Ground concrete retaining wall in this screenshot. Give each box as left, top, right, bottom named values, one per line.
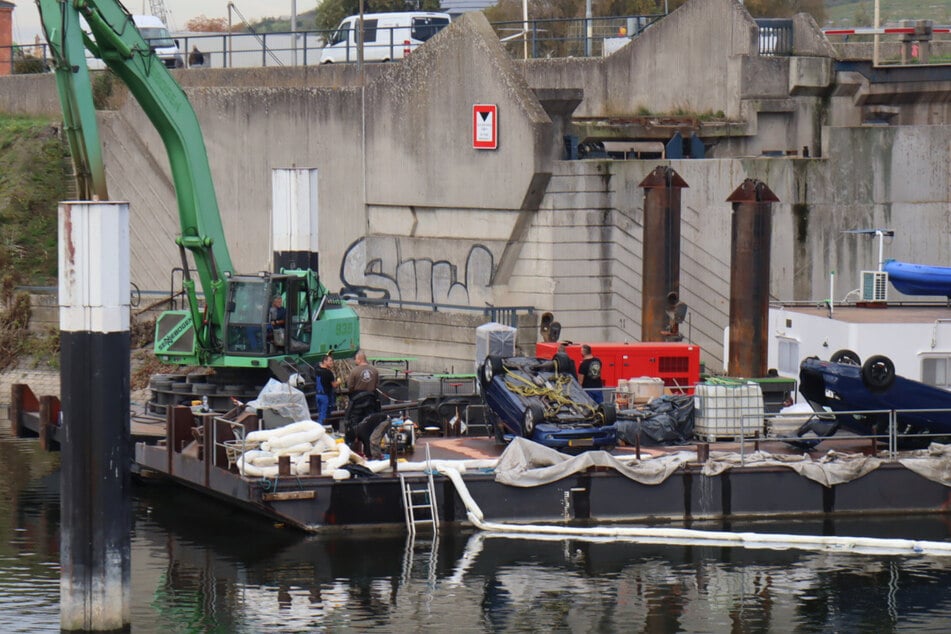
left=2, top=2, right=950, bottom=376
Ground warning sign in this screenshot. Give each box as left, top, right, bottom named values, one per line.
left=472, top=104, right=498, bottom=150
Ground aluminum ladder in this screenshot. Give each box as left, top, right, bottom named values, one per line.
left=400, top=445, right=439, bottom=535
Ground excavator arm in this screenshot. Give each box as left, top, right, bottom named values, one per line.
left=36, top=0, right=231, bottom=359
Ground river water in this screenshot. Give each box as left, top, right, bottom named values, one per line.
left=4, top=426, right=951, bottom=633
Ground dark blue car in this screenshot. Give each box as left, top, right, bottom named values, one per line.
left=478, top=356, right=617, bottom=451
left=799, top=352, right=951, bottom=441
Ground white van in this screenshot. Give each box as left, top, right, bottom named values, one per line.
left=133, top=15, right=184, bottom=68
left=320, top=12, right=451, bottom=63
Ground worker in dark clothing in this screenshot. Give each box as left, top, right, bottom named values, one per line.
left=354, top=412, right=391, bottom=459
left=552, top=343, right=577, bottom=377
left=578, top=344, right=604, bottom=404
left=189, top=45, right=205, bottom=67
left=343, top=350, right=381, bottom=450
left=314, top=354, right=340, bottom=426
left=533, top=342, right=576, bottom=377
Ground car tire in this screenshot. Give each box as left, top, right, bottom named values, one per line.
left=830, top=349, right=861, bottom=366
left=597, top=403, right=617, bottom=426
left=861, top=355, right=895, bottom=392
left=480, top=355, right=503, bottom=389
left=523, top=403, right=544, bottom=437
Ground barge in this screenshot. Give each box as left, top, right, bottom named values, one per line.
left=131, top=404, right=951, bottom=533
left=12, top=380, right=951, bottom=533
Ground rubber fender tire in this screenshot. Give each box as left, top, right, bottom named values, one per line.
left=597, top=403, right=617, bottom=426
left=861, top=355, right=896, bottom=392
left=830, top=349, right=861, bottom=366
left=523, top=402, right=544, bottom=437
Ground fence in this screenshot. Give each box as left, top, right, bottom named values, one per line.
left=1, top=14, right=667, bottom=74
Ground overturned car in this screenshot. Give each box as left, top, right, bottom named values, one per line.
left=478, top=356, right=617, bottom=451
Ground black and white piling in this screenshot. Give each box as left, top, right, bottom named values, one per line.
left=59, top=201, right=131, bottom=631
left=272, top=167, right=320, bottom=272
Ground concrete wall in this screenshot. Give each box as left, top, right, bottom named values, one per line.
left=2, top=1, right=951, bottom=377
left=354, top=304, right=537, bottom=374
left=522, top=0, right=758, bottom=120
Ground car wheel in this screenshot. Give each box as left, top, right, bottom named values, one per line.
left=597, top=403, right=617, bottom=426
left=480, top=355, right=503, bottom=389
left=522, top=403, right=544, bottom=437
left=830, top=349, right=861, bottom=365
left=861, top=355, right=895, bottom=392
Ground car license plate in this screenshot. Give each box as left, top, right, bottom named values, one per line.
left=569, top=438, right=594, bottom=447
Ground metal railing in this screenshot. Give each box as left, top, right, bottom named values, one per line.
left=762, top=406, right=951, bottom=462
left=1, top=14, right=671, bottom=75
left=351, top=296, right=534, bottom=329
left=756, top=19, right=794, bottom=56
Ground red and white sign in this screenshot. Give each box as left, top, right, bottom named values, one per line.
left=472, top=104, right=498, bottom=150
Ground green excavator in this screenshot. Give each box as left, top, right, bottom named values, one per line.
left=37, top=0, right=359, bottom=390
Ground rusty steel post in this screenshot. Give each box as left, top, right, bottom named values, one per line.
left=310, top=453, right=322, bottom=476
left=639, top=166, right=689, bottom=342
left=278, top=455, right=292, bottom=476
left=726, top=179, right=779, bottom=378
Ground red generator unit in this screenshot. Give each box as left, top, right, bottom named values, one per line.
left=535, top=341, right=701, bottom=394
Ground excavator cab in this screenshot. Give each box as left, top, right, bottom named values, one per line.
left=221, top=271, right=358, bottom=364
left=223, top=274, right=310, bottom=357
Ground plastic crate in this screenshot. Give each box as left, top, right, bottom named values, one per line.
left=694, top=382, right=764, bottom=441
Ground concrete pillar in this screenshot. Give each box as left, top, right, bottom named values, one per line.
left=638, top=166, right=688, bottom=342
left=59, top=202, right=131, bottom=631
left=0, top=3, right=13, bottom=76
left=726, top=180, right=778, bottom=378
left=272, top=167, right=319, bottom=273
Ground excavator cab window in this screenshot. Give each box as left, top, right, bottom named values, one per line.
left=284, top=276, right=313, bottom=353
left=223, top=278, right=272, bottom=355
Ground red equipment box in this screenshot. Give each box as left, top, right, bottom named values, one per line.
left=535, top=341, right=701, bottom=394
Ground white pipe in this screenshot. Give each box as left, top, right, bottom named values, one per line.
left=437, top=465, right=951, bottom=558
left=829, top=270, right=834, bottom=316
left=877, top=229, right=885, bottom=270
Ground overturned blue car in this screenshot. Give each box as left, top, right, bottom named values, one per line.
left=799, top=351, right=951, bottom=443
left=478, top=356, right=617, bottom=451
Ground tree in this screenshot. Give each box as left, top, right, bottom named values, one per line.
left=313, top=0, right=444, bottom=33
left=184, top=15, right=233, bottom=32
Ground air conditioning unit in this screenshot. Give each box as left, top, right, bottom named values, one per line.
left=861, top=270, right=888, bottom=302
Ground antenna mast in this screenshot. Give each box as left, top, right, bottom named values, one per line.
left=148, top=0, right=170, bottom=26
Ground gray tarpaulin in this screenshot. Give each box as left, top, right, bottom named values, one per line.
left=494, top=438, right=693, bottom=487
left=493, top=438, right=951, bottom=489
left=899, top=443, right=951, bottom=487
left=701, top=450, right=884, bottom=487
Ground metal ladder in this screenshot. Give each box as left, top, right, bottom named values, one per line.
left=400, top=445, right=439, bottom=535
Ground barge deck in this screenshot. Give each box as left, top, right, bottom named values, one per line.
left=132, top=405, right=951, bottom=534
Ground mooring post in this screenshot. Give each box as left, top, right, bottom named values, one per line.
left=59, top=202, right=131, bottom=631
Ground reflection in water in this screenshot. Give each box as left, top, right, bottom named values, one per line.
left=3, top=426, right=951, bottom=632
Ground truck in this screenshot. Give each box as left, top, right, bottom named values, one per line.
left=132, top=14, right=183, bottom=69
left=37, top=0, right=359, bottom=399
left=320, top=12, right=451, bottom=63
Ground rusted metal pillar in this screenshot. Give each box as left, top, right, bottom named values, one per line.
left=59, top=201, right=131, bottom=631
left=639, top=166, right=688, bottom=342
left=726, top=179, right=779, bottom=378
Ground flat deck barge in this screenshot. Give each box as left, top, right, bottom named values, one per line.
left=132, top=405, right=951, bottom=534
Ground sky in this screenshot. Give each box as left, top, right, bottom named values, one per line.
left=11, top=0, right=296, bottom=44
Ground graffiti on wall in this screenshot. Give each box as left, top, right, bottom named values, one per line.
left=339, top=237, right=494, bottom=307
